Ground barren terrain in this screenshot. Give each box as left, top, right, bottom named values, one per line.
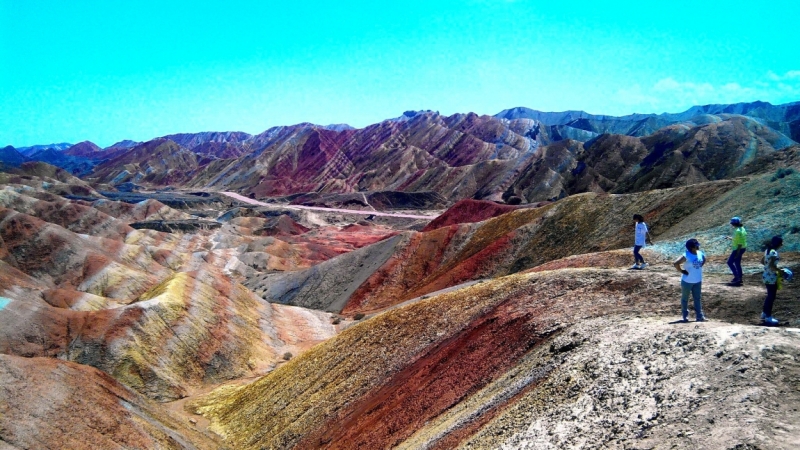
left=1, top=120, right=799, bottom=449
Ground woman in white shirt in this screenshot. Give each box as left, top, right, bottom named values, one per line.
left=673, top=238, right=707, bottom=322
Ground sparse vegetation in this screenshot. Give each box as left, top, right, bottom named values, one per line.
left=282, top=352, right=292, bottom=361
left=771, top=167, right=795, bottom=181
left=353, top=313, right=365, bottom=320
left=332, top=317, right=341, bottom=325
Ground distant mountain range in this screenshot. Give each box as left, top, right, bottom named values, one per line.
left=496, top=100, right=800, bottom=143
left=2, top=100, right=798, bottom=203
left=0, top=146, right=28, bottom=169
left=15, top=142, right=73, bottom=157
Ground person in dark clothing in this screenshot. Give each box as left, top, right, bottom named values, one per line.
left=726, top=216, right=747, bottom=286
left=761, top=235, right=783, bottom=325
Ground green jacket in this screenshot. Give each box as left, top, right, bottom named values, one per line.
left=732, top=226, right=747, bottom=250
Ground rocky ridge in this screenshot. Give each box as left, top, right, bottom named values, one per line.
left=1, top=102, right=800, bottom=449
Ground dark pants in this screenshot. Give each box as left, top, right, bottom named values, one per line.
left=727, top=248, right=746, bottom=280
left=633, top=245, right=645, bottom=264
left=763, top=283, right=778, bottom=317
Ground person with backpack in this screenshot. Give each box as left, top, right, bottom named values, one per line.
left=726, top=216, right=747, bottom=286
left=631, top=214, right=653, bottom=269
left=673, top=238, right=707, bottom=322
left=761, top=235, right=784, bottom=325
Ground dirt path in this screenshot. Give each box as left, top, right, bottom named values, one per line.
left=220, top=192, right=439, bottom=220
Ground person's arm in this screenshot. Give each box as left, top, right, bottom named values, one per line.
left=769, top=253, right=779, bottom=272
left=673, top=255, right=688, bottom=275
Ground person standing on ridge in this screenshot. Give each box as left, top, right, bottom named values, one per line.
left=726, top=216, right=747, bottom=286
left=761, top=235, right=784, bottom=325
left=673, top=238, right=707, bottom=322
left=631, top=214, right=653, bottom=269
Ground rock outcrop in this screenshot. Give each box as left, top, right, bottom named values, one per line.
left=2, top=102, right=800, bottom=449
left=0, top=354, right=220, bottom=449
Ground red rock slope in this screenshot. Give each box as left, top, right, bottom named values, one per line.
left=421, top=198, right=520, bottom=232
left=191, top=265, right=800, bottom=449
left=0, top=354, right=220, bottom=449
left=0, top=182, right=346, bottom=403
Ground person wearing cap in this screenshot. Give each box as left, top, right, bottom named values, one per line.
left=673, top=238, right=707, bottom=322
left=725, top=216, right=747, bottom=285
left=761, top=235, right=784, bottom=325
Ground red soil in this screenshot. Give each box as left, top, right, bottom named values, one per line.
left=422, top=199, right=519, bottom=232
left=253, top=215, right=310, bottom=237
left=342, top=226, right=460, bottom=313
left=0, top=354, right=217, bottom=450
left=297, top=297, right=553, bottom=449
left=342, top=227, right=518, bottom=314
left=42, top=289, right=88, bottom=309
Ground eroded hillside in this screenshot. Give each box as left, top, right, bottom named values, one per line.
left=1, top=138, right=799, bottom=449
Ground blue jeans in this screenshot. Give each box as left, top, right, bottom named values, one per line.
left=681, top=280, right=704, bottom=320
left=633, top=245, right=644, bottom=264
left=763, top=283, right=777, bottom=316
left=727, top=248, right=746, bottom=280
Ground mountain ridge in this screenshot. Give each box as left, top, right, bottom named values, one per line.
left=12, top=100, right=798, bottom=157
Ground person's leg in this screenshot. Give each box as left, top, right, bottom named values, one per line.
left=680, top=280, right=691, bottom=320
left=692, top=282, right=704, bottom=320
left=633, top=245, right=643, bottom=264
left=727, top=250, right=737, bottom=280
left=763, top=283, right=777, bottom=317
left=734, top=249, right=745, bottom=281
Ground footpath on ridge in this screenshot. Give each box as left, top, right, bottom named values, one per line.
left=220, top=191, right=438, bottom=220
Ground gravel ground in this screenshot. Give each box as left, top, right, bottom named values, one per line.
left=463, top=317, right=800, bottom=450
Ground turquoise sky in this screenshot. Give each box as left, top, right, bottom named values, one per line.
left=2, top=0, right=799, bottom=147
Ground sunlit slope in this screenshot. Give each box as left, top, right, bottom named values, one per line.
left=255, top=167, right=798, bottom=315
left=187, top=267, right=717, bottom=449
left=0, top=183, right=342, bottom=401
left=0, top=354, right=221, bottom=449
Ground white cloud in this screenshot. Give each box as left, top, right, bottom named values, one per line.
left=768, top=70, right=800, bottom=81
left=782, top=70, right=800, bottom=79
left=615, top=84, right=659, bottom=108
left=615, top=71, right=800, bottom=113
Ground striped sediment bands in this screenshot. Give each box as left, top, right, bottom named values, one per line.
left=0, top=207, right=170, bottom=295
left=0, top=187, right=133, bottom=239
left=1, top=259, right=337, bottom=398
left=194, top=112, right=546, bottom=199
left=221, top=178, right=745, bottom=318
left=0, top=354, right=221, bottom=449
left=189, top=268, right=677, bottom=450
left=0, top=187, right=341, bottom=400
left=88, top=198, right=196, bottom=222
left=86, top=271, right=276, bottom=400
left=333, top=180, right=749, bottom=315
left=0, top=174, right=767, bottom=404
left=0, top=261, right=336, bottom=401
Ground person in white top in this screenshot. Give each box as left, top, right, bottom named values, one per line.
left=631, top=214, right=653, bottom=269
left=673, top=238, right=707, bottom=322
